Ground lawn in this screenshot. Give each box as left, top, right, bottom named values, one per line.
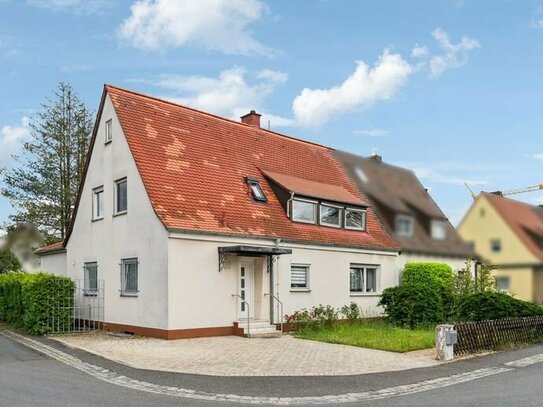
left=295, top=321, right=435, bottom=353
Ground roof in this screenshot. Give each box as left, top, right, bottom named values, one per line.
left=483, top=192, right=543, bottom=261
left=335, top=151, right=475, bottom=258
left=35, top=241, right=65, bottom=255
left=262, top=170, right=366, bottom=206
left=100, top=85, right=398, bottom=251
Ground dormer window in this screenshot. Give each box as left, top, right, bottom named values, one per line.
left=245, top=177, right=267, bottom=202
left=292, top=199, right=317, bottom=223
left=395, top=215, right=414, bottom=237
left=320, top=203, right=342, bottom=227
left=431, top=220, right=447, bottom=240
left=345, top=208, right=366, bottom=230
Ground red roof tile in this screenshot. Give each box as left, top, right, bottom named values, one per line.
left=35, top=241, right=65, bottom=255
left=105, top=85, right=398, bottom=251
left=484, top=192, right=543, bottom=261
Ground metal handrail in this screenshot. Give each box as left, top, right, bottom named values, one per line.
left=231, top=294, right=250, bottom=338
left=265, top=293, right=284, bottom=334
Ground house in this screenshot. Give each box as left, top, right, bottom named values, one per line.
left=458, top=192, right=543, bottom=303
left=36, top=85, right=401, bottom=339
left=334, top=151, right=475, bottom=275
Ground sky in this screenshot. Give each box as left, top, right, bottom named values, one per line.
left=1, top=0, right=543, bottom=227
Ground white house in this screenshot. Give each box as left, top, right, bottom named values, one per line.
left=37, top=85, right=401, bottom=339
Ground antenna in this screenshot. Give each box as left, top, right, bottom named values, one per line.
left=464, top=182, right=477, bottom=200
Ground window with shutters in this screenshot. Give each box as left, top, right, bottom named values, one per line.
left=290, top=264, right=310, bottom=291
left=114, top=177, right=127, bottom=215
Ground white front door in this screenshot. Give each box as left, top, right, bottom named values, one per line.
left=238, top=260, right=254, bottom=319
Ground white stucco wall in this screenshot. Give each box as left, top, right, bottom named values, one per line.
left=167, top=232, right=399, bottom=329
left=399, top=253, right=473, bottom=276
left=65, top=94, right=169, bottom=330
left=38, top=251, right=67, bottom=276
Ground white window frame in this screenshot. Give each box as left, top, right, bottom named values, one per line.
left=290, top=264, right=310, bottom=291
left=92, top=186, right=104, bottom=220
left=349, top=264, right=379, bottom=295
left=495, top=276, right=510, bottom=292
left=120, top=257, right=138, bottom=296
left=291, top=198, right=318, bottom=224
left=491, top=239, right=501, bottom=253
left=319, top=202, right=343, bottom=228
left=431, top=219, right=447, bottom=240
left=345, top=208, right=366, bottom=231
left=105, top=119, right=112, bottom=143
left=395, top=214, right=414, bottom=237
left=83, top=262, right=98, bottom=295
left=114, top=177, right=127, bottom=215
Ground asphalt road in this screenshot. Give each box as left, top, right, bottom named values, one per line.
left=1, top=333, right=543, bottom=406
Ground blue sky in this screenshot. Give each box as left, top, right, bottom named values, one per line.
left=1, top=0, right=543, bottom=226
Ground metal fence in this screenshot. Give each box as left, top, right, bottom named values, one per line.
left=454, top=316, right=543, bottom=355
left=45, top=279, right=105, bottom=334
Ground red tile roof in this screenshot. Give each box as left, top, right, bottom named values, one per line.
left=35, top=241, right=65, bottom=255
left=484, top=192, right=543, bottom=261
left=105, top=85, right=398, bottom=251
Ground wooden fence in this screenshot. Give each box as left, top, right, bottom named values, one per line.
left=454, top=316, right=543, bottom=356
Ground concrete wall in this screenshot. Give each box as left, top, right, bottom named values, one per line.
left=167, top=232, right=398, bottom=329
left=65, top=94, right=169, bottom=330
left=38, top=251, right=67, bottom=276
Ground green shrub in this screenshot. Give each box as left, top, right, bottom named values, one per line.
left=379, top=283, right=445, bottom=328
left=0, top=272, right=75, bottom=335
left=456, top=291, right=543, bottom=322
left=340, top=302, right=361, bottom=322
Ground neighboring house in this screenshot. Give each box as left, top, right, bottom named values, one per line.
left=335, top=151, right=475, bottom=277
left=36, top=85, right=400, bottom=339
left=458, top=192, right=543, bottom=303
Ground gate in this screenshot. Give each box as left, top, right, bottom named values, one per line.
left=46, top=279, right=105, bottom=334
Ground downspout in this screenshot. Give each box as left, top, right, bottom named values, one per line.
left=286, top=192, right=295, bottom=219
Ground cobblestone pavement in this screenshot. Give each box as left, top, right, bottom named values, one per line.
left=51, top=332, right=438, bottom=376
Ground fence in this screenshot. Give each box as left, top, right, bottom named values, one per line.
left=454, top=316, right=543, bottom=356
left=45, top=279, right=105, bottom=334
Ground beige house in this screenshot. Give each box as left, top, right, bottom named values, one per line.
left=458, top=192, right=543, bottom=303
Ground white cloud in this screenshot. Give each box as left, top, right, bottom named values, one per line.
left=149, top=66, right=293, bottom=127
left=118, top=0, right=275, bottom=56
left=533, top=153, right=543, bottom=160
left=410, top=166, right=488, bottom=186
left=354, top=128, right=388, bottom=137
left=427, top=28, right=480, bottom=77
left=0, top=117, right=31, bottom=165
left=411, top=44, right=428, bottom=58
left=26, top=0, right=111, bottom=14
left=292, top=50, right=412, bottom=127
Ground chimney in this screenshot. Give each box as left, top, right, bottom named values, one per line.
left=240, top=110, right=261, bottom=127
left=370, top=153, right=382, bottom=163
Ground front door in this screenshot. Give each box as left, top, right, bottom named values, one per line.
left=238, top=260, right=254, bottom=319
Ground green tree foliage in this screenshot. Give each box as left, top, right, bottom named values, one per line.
left=0, top=249, right=21, bottom=274
left=456, top=291, right=543, bottom=321
left=1, top=82, right=93, bottom=242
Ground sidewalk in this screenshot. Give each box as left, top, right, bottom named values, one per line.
left=51, top=332, right=439, bottom=376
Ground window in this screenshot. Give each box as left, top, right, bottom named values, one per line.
left=350, top=265, right=378, bottom=293
left=467, top=241, right=476, bottom=252
left=105, top=119, right=112, bottom=143
left=92, top=186, right=104, bottom=220
left=320, top=204, right=342, bottom=227
left=495, top=276, right=510, bottom=292
left=245, top=176, right=267, bottom=202
left=345, top=209, right=366, bottom=230
left=395, top=215, right=414, bottom=237
left=84, top=262, right=98, bottom=295
left=290, top=264, right=309, bottom=290
left=115, top=178, right=127, bottom=214
left=120, top=258, right=138, bottom=295
left=292, top=199, right=317, bottom=223
left=491, top=239, right=501, bottom=253
left=431, top=220, right=447, bottom=240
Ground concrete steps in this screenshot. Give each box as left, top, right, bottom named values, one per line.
left=234, top=319, right=282, bottom=338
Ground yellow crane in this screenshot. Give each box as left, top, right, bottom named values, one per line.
left=465, top=183, right=543, bottom=200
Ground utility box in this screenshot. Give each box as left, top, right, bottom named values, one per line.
left=445, top=330, right=458, bottom=346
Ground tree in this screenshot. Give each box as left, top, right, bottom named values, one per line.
left=2, top=83, right=93, bottom=242
left=0, top=248, right=22, bottom=274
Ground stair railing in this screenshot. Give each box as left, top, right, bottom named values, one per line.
left=231, top=294, right=250, bottom=338
left=264, top=293, right=284, bottom=334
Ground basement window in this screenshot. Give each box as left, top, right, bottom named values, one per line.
left=245, top=177, right=267, bottom=202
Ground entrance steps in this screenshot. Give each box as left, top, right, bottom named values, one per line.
left=234, top=319, right=282, bottom=338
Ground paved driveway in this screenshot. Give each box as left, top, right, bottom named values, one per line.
left=52, top=333, right=438, bottom=376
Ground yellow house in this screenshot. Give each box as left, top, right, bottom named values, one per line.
left=458, top=192, right=543, bottom=303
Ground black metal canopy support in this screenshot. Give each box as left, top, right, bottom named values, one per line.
left=218, top=245, right=291, bottom=272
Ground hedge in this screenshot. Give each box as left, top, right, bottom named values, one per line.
left=456, top=291, right=543, bottom=322
left=0, top=272, right=75, bottom=335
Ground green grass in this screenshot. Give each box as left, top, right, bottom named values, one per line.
left=295, top=321, right=435, bottom=353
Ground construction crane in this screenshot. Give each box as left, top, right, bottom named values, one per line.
left=464, top=182, right=543, bottom=200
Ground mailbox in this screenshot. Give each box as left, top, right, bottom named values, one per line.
left=445, top=329, right=458, bottom=346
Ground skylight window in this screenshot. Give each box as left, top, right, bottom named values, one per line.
left=245, top=177, right=267, bottom=202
